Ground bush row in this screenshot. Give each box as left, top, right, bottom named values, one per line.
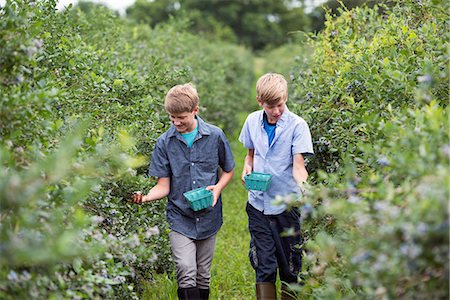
left=0, top=1, right=253, bottom=299
left=287, top=0, right=449, bottom=298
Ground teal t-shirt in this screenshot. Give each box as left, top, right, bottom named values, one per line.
left=263, top=112, right=276, bottom=146
left=181, top=125, right=198, bottom=148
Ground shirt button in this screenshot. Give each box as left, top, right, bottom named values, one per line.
left=193, top=181, right=196, bottom=184
left=191, top=163, right=194, bottom=166
left=196, top=218, right=200, bottom=222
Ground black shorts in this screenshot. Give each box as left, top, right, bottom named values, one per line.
left=246, top=202, right=302, bottom=283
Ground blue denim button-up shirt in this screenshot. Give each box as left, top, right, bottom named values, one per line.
left=149, top=116, right=235, bottom=240
left=239, top=106, right=314, bottom=215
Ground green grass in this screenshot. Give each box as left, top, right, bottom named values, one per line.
left=209, top=128, right=254, bottom=299
left=141, top=272, right=178, bottom=300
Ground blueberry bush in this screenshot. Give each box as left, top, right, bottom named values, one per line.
left=2, top=0, right=448, bottom=298
left=0, top=1, right=253, bottom=298
left=287, top=0, right=449, bottom=298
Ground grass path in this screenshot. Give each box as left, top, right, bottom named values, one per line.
left=209, top=117, right=254, bottom=299
left=142, top=114, right=255, bottom=299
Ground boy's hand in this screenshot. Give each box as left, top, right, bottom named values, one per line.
left=241, top=165, right=252, bottom=186
left=206, top=185, right=220, bottom=207
left=131, top=191, right=146, bottom=204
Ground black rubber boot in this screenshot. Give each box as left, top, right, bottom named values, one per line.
left=199, top=288, right=209, bottom=300
left=177, top=287, right=201, bottom=300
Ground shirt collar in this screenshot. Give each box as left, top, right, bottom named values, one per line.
left=259, top=105, right=290, bottom=128
left=168, top=116, right=211, bottom=138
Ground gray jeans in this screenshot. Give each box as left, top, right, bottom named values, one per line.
left=169, top=230, right=216, bottom=289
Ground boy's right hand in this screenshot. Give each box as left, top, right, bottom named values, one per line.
left=131, top=192, right=145, bottom=204
left=241, top=166, right=252, bottom=186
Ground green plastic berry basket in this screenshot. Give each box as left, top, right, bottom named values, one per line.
left=183, top=187, right=213, bottom=211
left=244, top=172, right=273, bottom=191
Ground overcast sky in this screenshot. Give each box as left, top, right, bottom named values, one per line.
left=0, top=0, right=325, bottom=14
left=57, top=0, right=135, bottom=14
left=0, top=0, right=134, bottom=14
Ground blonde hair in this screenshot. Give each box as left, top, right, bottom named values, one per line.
left=164, top=83, right=199, bottom=114
left=256, top=73, right=288, bottom=105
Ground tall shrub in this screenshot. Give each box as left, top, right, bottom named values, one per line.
left=0, top=1, right=253, bottom=298
left=289, top=0, right=449, bottom=298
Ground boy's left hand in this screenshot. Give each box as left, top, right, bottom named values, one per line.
left=241, top=166, right=252, bottom=187
left=206, top=185, right=220, bottom=207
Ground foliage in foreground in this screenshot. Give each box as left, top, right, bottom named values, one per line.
left=0, top=0, right=253, bottom=298
left=288, top=0, right=449, bottom=298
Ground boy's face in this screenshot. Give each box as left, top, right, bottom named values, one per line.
left=258, top=99, right=286, bottom=124
left=169, top=106, right=198, bottom=133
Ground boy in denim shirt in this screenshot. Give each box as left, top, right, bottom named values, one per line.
left=132, top=83, right=235, bottom=300
left=239, top=73, right=313, bottom=300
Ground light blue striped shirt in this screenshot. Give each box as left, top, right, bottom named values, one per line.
left=239, top=106, right=314, bottom=215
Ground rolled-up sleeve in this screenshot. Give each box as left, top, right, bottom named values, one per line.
left=218, top=131, right=235, bottom=173
left=239, top=116, right=254, bottom=149
left=292, top=119, right=314, bottom=157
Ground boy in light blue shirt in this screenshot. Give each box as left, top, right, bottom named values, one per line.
left=239, top=73, right=314, bottom=299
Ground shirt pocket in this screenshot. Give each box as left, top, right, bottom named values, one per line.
left=272, top=138, right=293, bottom=161
left=196, top=152, right=219, bottom=179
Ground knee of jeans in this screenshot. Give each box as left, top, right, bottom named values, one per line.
left=176, top=261, right=197, bottom=287
left=257, top=268, right=277, bottom=283
left=255, top=255, right=278, bottom=282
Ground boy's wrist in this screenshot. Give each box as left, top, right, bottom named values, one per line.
left=298, top=183, right=306, bottom=196
left=142, top=194, right=150, bottom=202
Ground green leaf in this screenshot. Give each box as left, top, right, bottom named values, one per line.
left=73, top=258, right=83, bottom=273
